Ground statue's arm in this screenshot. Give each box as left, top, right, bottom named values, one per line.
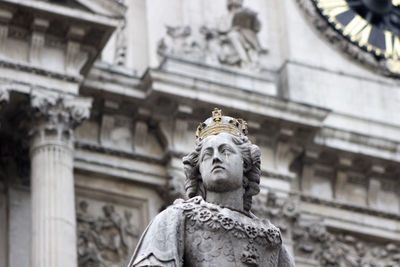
left=277, top=245, right=295, bottom=267
left=127, top=206, right=185, bottom=267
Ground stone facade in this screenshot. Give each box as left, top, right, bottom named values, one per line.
left=0, top=0, right=400, bottom=266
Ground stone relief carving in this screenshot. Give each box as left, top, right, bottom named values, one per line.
left=295, top=0, right=395, bottom=77
left=77, top=200, right=140, bottom=267
left=252, top=190, right=400, bottom=266
left=292, top=218, right=400, bottom=266
left=252, top=192, right=299, bottom=236
left=158, top=0, right=267, bottom=70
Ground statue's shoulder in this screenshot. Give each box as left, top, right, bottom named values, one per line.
left=170, top=196, right=204, bottom=210
left=248, top=211, right=281, bottom=233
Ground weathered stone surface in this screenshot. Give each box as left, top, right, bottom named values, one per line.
left=76, top=198, right=140, bottom=267
left=128, top=110, right=294, bottom=266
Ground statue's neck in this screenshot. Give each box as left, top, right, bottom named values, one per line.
left=206, top=187, right=244, bottom=213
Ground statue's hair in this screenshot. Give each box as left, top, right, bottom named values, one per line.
left=182, top=134, right=261, bottom=212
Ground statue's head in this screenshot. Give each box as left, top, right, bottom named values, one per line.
left=183, top=108, right=261, bottom=211
left=227, top=0, right=243, bottom=11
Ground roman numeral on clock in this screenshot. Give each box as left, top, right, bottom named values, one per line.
left=343, top=15, right=371, bottom=46
left=316, top=0, right=350, bottom=17
left=384, top=31, right=400, bottom=59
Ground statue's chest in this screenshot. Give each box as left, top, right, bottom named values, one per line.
left=180, top=204, right=281, bottom=267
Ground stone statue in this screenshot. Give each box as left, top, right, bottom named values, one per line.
left=216, top=0, right=266, bottom=66
left=127, top=108, right=295, bottom=266
left=157, top=0, right=267, bottom=70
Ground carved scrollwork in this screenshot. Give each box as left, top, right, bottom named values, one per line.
left=77, top=200, right=140, bottom=267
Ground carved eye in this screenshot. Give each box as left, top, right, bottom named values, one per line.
left=221, top=148, right=230, bottom=155
left=201, top=151, right=212, bottom=161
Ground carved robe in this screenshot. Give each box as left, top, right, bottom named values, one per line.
left=128, top=196, right=294, bottom=267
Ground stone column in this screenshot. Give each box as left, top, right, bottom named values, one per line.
left=29, top=89, right=92, bottom=267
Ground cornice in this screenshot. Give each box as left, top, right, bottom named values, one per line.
left=315, top=127, right=400, bottom=163
left=82, top=61, right=144, bottom=99
left=1, top=0, right=121, bottom=27
left=74, top=141, right=167, bottom=165
left=300, top=193, right=400, bottom=221
left=145, top=57, right=330, bottom=129
left=0, top=57, right=82, bottom=83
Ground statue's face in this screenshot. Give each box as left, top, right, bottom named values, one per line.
left=199, top=133, right=243, bottom=192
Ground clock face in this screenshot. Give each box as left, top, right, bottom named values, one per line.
left=313, top=0, right=400, bottom=75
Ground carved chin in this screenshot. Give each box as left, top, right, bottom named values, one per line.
left=204, top=175, right=242, bottom=192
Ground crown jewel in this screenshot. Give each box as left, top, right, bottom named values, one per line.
left=195, top=108, right=248, bottom=139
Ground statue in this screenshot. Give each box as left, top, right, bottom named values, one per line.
left=215, top=0, right=266, bottom=66
left=127, top=108, right=295, bottom=266
left=157, top=0, right=267, bottom=70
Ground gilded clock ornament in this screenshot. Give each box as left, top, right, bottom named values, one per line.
left=298, top=0, right=400, bottom=76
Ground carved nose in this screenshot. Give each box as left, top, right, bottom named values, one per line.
left=212, top=153, right=222, bottom=164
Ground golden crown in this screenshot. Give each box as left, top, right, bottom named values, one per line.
left=195, top=108, right=248, bottom=139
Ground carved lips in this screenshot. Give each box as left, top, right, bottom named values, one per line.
left=211, top=165, right=225, bottom=172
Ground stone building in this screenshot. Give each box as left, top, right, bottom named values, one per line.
left=0, top=0, right=400, bottom=266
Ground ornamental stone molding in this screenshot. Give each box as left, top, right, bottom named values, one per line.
left=295, top=0, right=395, bottom=77
left=30, top=88, right=93, bottom=145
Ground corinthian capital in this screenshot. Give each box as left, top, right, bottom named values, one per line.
left=30, top=88, right=92, bottom=141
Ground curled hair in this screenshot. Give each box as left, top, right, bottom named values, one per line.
left=182, top=135, right=261, bottom=212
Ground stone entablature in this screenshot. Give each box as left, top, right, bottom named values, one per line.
left=0, top=0, right=123, bottom=94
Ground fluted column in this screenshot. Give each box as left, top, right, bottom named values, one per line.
left=30, top=89, right=92, bottom=267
